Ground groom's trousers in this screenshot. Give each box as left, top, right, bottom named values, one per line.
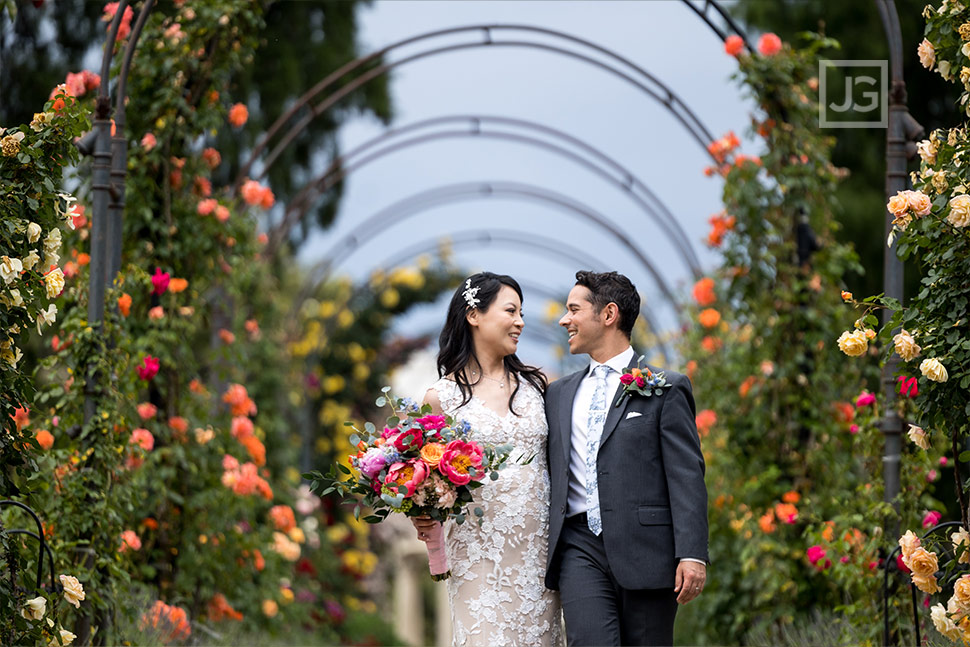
left=559, top=513, right=678, bottom=647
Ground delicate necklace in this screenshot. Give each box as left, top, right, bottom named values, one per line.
left=469, top=369, right=508, bottom=389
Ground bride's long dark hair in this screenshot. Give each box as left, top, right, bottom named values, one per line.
left=437, top=272, right=547, bottom=415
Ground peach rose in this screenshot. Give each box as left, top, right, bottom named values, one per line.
left=949, top=194, right=970, bottom=228
left=899, top=529, right=921, bottom=559
left=21, top=596, right=46, bottom=620
left=953, top=574, right=970, bottom=611
left=907, top=190, right=932, bottom=217
left=918, top=39, right=936, bottom=70
left=907, top=547, right=939, bottom=578
left=932, top=604, right=961, bottom=641
left=908, top=425, right=930, bottom=450
left=59, top=574, right=85, bottom=608
left=887, top=191, right=910, bottom=217
left=913, top=573, right=941, bottom=595
left=420, top=442, right=446, bottom=468
left=893, top=329, right=921, bottom=361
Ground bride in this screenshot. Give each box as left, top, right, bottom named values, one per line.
left=412, top=272, right=562, bottom=647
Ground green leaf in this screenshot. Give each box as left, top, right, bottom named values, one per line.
left=381, top=386, right=392, bottom=393
left=375, top=396, right=387, bottom=407
left=386, top=415, right=400, bottom=428
left=364, top=422, right=376, bottom=434
left=959, top=451, right=970, bottom=463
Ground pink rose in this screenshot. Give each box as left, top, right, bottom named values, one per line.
left=384, top=459, right=429, bottom=497
left=849, top=424, right=860, bottom=434
left=119, top=530, right=142, bottom=552
left=137, top=356, right=160, bottom=381
left=141, top=133, right=156, bottom=151
left=896, top=553, right=910, bottom=573
left=897, top=376, right=918, bottom=399
left=619, top=373, right=635, bottom=386
left=415, top=415, right=447, bottom=431
left=439, top=440, right=485, bottom=486
left=136, top=402, right=157, bottom=420
left=635, top=376, right=646, bottom=388
left=923, top=510, right=942, bottom=529
left=806, top=545, right=826, bottom=565
left=231, top=416, right=254, bottom=439
left=151, top=267, right=170, bottom=295
left=854, top=391, right=876, bottom=408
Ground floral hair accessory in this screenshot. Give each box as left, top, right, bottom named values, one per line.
left=462, top=279, right=480, bottom=309
left=615, top=356, right=672, bottom=407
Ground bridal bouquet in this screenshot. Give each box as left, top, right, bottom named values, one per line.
left=304, top=388, right=514, bottom=580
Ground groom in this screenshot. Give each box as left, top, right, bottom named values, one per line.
left=545, top=271, right=708, bottom=646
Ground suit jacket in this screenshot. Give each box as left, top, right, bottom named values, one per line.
left=545, top=356, right=709, bottom=591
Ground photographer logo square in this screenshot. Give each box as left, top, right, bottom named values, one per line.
left=819, top=60, right=888, bottom=128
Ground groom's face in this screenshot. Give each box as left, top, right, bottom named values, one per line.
left=559, top=285, right=605, bottom=356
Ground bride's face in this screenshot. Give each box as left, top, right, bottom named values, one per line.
left=467, top=285, right=524, bottom=358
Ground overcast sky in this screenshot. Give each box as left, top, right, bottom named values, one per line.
left=299, top=0, right=755, bottom=377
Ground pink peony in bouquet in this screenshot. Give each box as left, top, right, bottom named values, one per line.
left=305, top=388, right=515, bottom=580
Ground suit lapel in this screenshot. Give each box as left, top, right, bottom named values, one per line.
left=559, top=367, right=588, bottom=466
left=598, top=355, right=640, bottom=448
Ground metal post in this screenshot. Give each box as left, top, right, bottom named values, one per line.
left=877, top=0, right=917, bottom=536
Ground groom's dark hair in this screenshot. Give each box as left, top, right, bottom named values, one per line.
left=574, top=270, right=640, bottom=339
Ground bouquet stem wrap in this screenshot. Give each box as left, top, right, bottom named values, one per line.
left=426, top=522, right=451, bottom=581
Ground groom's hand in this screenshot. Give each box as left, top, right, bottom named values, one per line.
left=411, top=515, right=438, bottom=542
left=674, top=560, right=706, bottom=604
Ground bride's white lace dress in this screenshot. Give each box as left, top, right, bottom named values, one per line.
left=430, top=377, right=562, bottom=647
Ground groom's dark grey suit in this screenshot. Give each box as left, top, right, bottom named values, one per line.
left=545, top=354, right=708, bottom=646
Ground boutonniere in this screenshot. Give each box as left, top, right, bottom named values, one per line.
left=615, top=356, right=672, bottom=407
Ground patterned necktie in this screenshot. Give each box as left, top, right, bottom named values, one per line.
left=585, top=364, right=611, bottom=536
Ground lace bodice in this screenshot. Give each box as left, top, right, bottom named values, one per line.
left=431, top=378, right=562, bottom=647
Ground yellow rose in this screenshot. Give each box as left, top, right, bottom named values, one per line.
left=887, top=191, right=910, bottom=216
left=919, top=39, right=936, bottom=69
left=908, top=425, right=930, bottom=450
left=262, top=599, right=279, bottom=617
left=949, top=195, right=970, bottom=227
left=21, top=596, right=46, bottom=621
left=954, top=528, right=970, bottom=564
left=893, top=329, right=921, bottom=361
left=59, top=574, right=85, bottom=608
left=899, top=529, right=921, bottom=558
left=837, top=330, right=868, bottom=357
left=45, top=268, right=65, bottom=298
left=288, top=527, right=306, bottom=544
left=920, top=358, right=949, bottom=382
left=907, top=547, right=939, bottom=578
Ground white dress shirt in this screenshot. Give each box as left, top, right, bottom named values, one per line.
left=566, top=346, right=705, bottom=567
left=567, top=346, right=635, bottom=516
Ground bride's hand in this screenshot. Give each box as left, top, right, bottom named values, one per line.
left=411, top=515, right=439, bottom=542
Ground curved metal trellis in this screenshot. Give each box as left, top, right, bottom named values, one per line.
left=273, top=115, right=702, bottom=277
left=376, top=228, right=671, bottom=360
left=680, top=0, right=754, bottom=52
left=305, top=181, right=682, bottom=317
left=1, top=500, right=58, bottom=594
left=235, top=22, right=728, bottom=195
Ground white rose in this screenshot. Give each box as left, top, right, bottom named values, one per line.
left=22, top=250, right=40, bottom=271
left=1, top=256, right=23, bottom=284
left=954, top=528, right=970, bottom=564
left=59, top=574, right=85, bottom=608
left=36, top=304, right=57, bottom=334
left=1, top=289, right=23, bottom=308
left=26, top=222, right=42, bottom=243
left=932, top=604, right=962, bottom=641
left=920, top=358, right=949, bottom=382
left=949, top=194, right=970, bottom=227
left=919, top=39, right=936, bottom=69
left=893, top=329, right=921, bottom=361
left=837, top=330, right=868, bottom=357
left=917, top=138, right=938, bottom=164
left=57, top=629, right=77, bottom=646
left=45, top=252, right=60, bottom=270
left=940, top=60, right=953, bottom=80
left=908, top=424, right=930, bottom=450
left=21, top=596, right=46, bottom=621
left=43, top=229, right=61, bottom=258
left=45, top=267, right=65, bottom=298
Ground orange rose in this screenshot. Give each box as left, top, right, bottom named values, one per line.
left=35, top=429, right=54, bottom=450
left=698, top=308, right=721, bottom=328
left=420, top=442, right=446, bottom=468
left=168, top=278, right=188, bottom=293
left=228, top=103, right=248, bottom=127
left=118, top=293, right=132, bottom=317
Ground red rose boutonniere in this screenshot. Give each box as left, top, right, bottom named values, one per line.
left=615, top=357, right=672, bottom=407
